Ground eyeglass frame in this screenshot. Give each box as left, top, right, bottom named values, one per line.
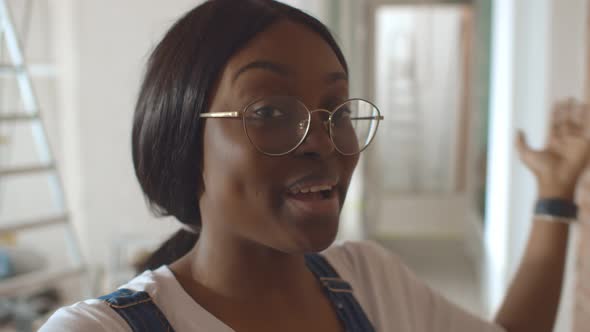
left=199, top=96, right=384, bottom=157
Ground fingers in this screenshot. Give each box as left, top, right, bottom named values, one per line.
left=516, top=130, right=539, bottom=170
left=566, top=99, right=587, bottom=136
left=550, top=98, right=588, bottom=139
left=576, top=103, right=590, bottom=138
left=549, top=100, right=567, bottom=141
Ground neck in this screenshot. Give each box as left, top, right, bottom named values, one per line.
left=172, top=225, right=317, bottom=302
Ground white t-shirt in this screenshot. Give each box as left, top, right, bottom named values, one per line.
left=40, top=241, right=505, bottom=332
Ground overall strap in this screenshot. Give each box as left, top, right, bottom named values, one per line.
left=305, top=254, right=376, bottom=332
left=98, top=288, right=175, bottom=332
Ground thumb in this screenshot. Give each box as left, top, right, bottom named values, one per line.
left=515, top=130, right=540, bottom=170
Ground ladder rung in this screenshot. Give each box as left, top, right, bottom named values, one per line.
left=0, top=266, right=85, bottom=297
left=0, top=163, right=55, bottom=176
left=0, top=214, right=69, bottom=233
left=0, top=112, right=39, bottom=122
left=0, top=64, right=24, bottom=73
left=0, top=64, right=57, bottom=77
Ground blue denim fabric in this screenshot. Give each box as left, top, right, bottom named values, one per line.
left=98, top=288, right=175, bottom=332
left=99, top=253, right=375, bottom=331
left=305, top=254, right=376, bottom=332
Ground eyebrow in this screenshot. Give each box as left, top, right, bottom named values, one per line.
left=325, top=71, right=348, bottom=83
left=232, top=60, right=348, bottom=84
left=233, top=60, right=290, bottom=83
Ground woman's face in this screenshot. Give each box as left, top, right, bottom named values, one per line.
left=200, top=20, right=358, bottom=253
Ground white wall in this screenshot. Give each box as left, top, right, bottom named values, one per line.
left=548, top=1, right=588, bottom=331
left=486, top=1, right=587, bottom=331
left=53, top=0, right=202, bottom=269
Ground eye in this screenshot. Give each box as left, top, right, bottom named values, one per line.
left=251, top=106, right=286, bottom=119
left=334, top=105, right=352, bottom=120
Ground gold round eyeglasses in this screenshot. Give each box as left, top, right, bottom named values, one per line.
left=200, top=96, right=384, bottom=156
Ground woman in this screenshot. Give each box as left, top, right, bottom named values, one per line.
left=41, top=0, right=590, bottom=331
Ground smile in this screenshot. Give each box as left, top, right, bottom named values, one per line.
left=288, top=183, right=335, bottom=199
left=285, top=176, right=340, bottom=217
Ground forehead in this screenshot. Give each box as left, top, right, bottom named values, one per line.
left=223, top=20, right=346, bottom=85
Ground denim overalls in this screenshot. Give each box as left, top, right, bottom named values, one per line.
left=99, top=253, right=376, bottom=331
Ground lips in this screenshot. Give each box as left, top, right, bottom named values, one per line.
left=288, top=176, right=337, bottom=197
left=284, top=173, right=341, bottom=217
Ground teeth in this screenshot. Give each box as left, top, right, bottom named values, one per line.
left=291, top=185, right=333, bottom=195
left=310, top=185, right=332, bottom=193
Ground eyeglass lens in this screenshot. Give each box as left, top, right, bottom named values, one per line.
left=243, top=96, right=380, bottom=155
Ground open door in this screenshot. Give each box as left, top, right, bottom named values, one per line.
left=363, top=3, right=478, bottom=239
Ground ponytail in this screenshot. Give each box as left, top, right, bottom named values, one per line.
left=135, top=229, right=199, bottom=273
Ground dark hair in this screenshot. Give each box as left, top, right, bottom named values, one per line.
left=132, top=0, right=348, bottom=272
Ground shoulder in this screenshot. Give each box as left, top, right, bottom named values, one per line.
left=322, top=240, right=407, bottom=280
left=321, top=240, right=414, bottom=293
left=321, top=241, right=413, bottom=314
left=323, top=240, right=396, bottom=262
left=322, top=241, right=506, bottom=332
left=321, top=240, right=424, bottom=330
left=40, top=269, right=165, bottom=332
left=39, top=299, right=130, bottom=332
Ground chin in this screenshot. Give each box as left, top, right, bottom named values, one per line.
left=290, top=216, right=340, bottom=253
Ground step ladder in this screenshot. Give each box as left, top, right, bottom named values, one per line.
left=0, top=0, right=85, bottom=298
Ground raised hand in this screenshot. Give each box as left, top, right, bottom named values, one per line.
left=516, top=98, right=590, bottom=199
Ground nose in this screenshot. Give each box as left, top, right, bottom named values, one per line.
left=293, top=109, right=335, bottom=158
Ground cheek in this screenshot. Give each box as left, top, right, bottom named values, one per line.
left=201, top=121, right=279, bottom=213
left=339, top=155, right=359, bottom=199
left=343, top=155, right=359, bottom=179
left=203, top=121, right=247, bottom=194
